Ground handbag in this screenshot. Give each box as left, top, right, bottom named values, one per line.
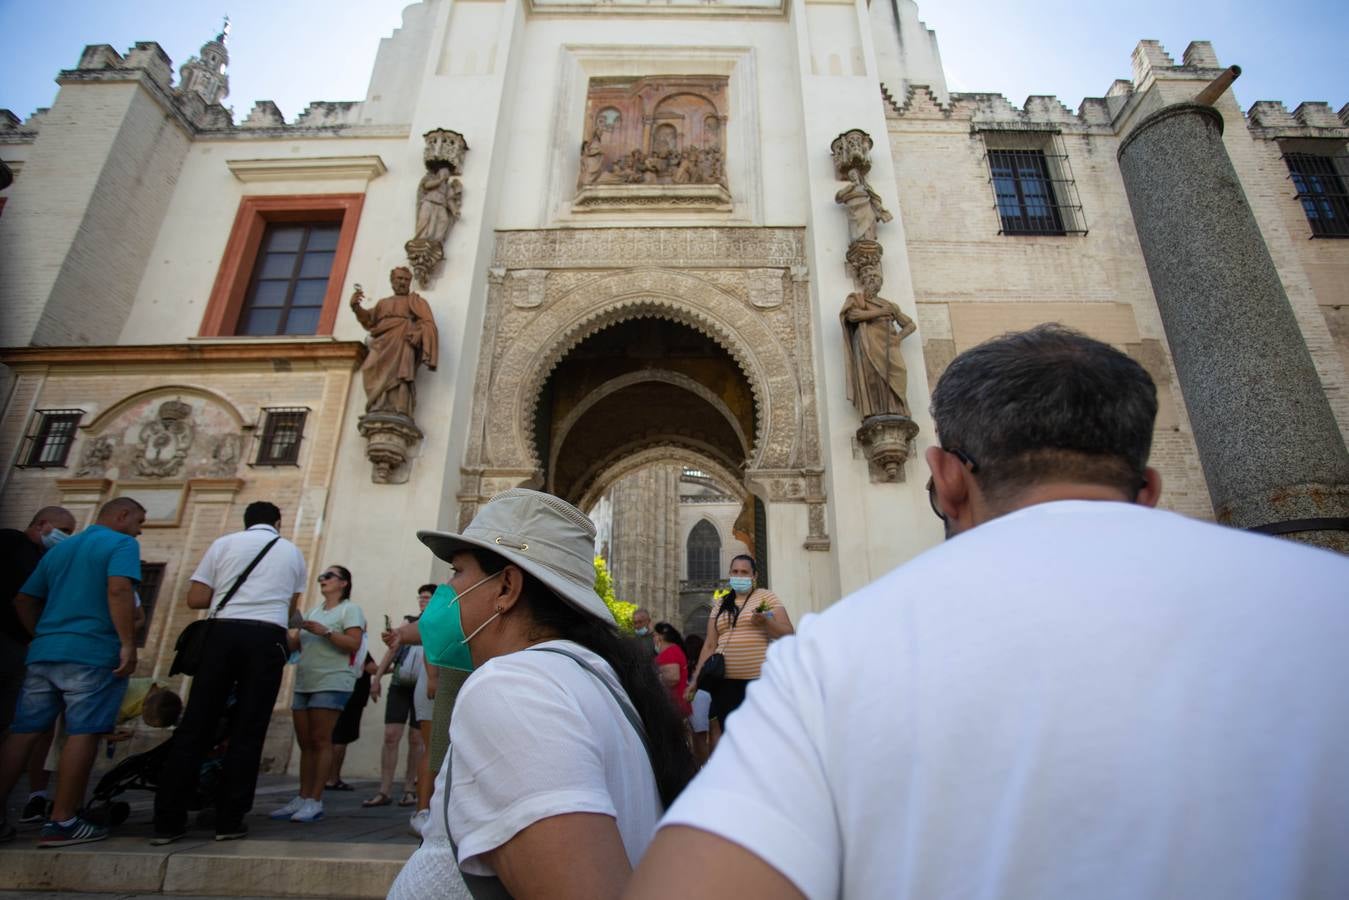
left=169, top=536, right=281, bottom=676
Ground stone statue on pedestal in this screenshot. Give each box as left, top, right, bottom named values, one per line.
left=404, top=127, right=468, bottom=287
left=831, top=128, right=921, bottom=482
left=351, top=267, right=440, bottom=484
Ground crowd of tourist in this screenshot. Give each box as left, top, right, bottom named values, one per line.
left=2, top=324, right=1348, bottom=899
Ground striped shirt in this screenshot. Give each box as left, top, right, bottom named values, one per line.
left=710, top=589, right=784, bottom=680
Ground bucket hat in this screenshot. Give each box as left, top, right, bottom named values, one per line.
left=417, top=489, right=614, bottom=626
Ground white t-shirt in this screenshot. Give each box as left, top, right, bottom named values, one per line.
left=443, top=639, right=661, bottom=876
left=190, top=524, right=307, bottom=628
left=661, top=501, right=1349, bottom=900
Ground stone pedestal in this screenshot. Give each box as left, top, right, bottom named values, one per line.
left=856, top=414, right=918, bottom=483
left=1117, top=104, right=1349, bottom=551
left=357, top=413, right=423, bottom=484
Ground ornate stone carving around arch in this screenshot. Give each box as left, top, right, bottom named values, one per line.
left=458, top=227, right=829, bottom=549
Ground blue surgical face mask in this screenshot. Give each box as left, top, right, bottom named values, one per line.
left=634, top=626, right=649, bottom=636
left=728, top=576, right=753, bottom=593
left=42, top=528, right=70, bottom=550
left=418, top=573, right=502, bottom=672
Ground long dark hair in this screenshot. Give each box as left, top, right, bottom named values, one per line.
left=470, top=549, right=695, bottom=808
left=653, top=622, right=685, bottom=653
left=716, top=553, right=757, bottom=627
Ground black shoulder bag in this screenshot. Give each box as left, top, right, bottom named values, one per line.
left=169, top=536, right=281, bottom=676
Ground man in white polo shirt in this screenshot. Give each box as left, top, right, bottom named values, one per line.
left=152, top=501, right=307, bottom=844
left=629, top=325, right=1349, bottom=900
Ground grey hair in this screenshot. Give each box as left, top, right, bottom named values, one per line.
left=930, top=324, right=1157, bottom=502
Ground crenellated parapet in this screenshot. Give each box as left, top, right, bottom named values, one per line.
left=888, top=38, right=1342, bottom=143
left=3, top=36, right=394, bottom=144
left=1247, top=100, right=1349, bottom=139
left=885, top=84, right=1117, bottom=135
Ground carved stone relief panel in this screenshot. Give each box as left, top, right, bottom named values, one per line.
left=74, top=391, right=248, bottom=483
left=459, top=228, right=830, bottom=549
left=574, top=76, right=731, bottom=213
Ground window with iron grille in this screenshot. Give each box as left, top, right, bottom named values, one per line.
left=136, top=562, right=166, bottom=648
left=981, top=132, right=1087, bottom=236
left=686, top=519, right=721, bottom=582
left=256, top=408, right=309, bottom=466
left=18, top=409, right=84, bottom=468
left=1284, top=150, right=1349, bottom=238
left=237, top=222, right=342, bottom=335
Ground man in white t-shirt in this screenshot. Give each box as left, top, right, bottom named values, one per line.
left=152, top=501, right=307, bottom=844
left=629, top=324, right=1349, bottom=900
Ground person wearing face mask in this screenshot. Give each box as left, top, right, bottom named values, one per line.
left=0, top=505, right=78, bottom=826
left=631, top=608, right=655, bottom=657
left=686, top=554, right=794, bottom=734
left=389, top=489, right=696, bottom=900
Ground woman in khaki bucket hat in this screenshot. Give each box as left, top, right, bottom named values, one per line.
left=390, top=489, right=696, bottom=900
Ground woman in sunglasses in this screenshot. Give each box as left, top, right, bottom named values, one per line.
left=270, top=564, right=366, bottom=824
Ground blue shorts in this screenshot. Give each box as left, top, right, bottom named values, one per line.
left=11, top=662, right=128, bottom=735
left=292, top=690, right=352, bottom=711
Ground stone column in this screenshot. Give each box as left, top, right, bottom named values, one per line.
left=1117, top=103, right=1349, bottom=551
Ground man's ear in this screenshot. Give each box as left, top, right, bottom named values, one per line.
left=924, top=445, right=971, bottom=521
left=1136, top=467, right=1163, bottom=508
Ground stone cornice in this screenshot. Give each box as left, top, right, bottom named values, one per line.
left=226, top=155, right=388, bottom=183
left=0, top=340, right=367, bottom=370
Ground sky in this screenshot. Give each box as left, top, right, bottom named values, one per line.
left=0, top=0, right=1344, bottom=124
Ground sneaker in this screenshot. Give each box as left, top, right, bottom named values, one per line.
left=19, top=795, right=51, bottom=825
left=269, top=796, right=305, bottom=820
left=149, top=829, right=187, bottom=846
left=215, top=823, right=248, bottom=842
left=38, top=817, right=108, bottom=848
left=408, top=808, right=430, bottom=837
left=290, top=798, right=324, bottom=823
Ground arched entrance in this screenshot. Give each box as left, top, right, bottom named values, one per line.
left=533, top=316, right=757, bottom=625
left=458, top=228, right=830, bottom=615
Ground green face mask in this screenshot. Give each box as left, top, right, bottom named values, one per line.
left=419, top=573, right=501, bottom=672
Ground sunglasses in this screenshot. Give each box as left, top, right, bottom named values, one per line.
left=316, top=572, right=343, bottom=582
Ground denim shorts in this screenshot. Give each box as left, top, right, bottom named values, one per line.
left=11, top=662, right=128, bottom=735
left=292, top=689, right=352, bottom=711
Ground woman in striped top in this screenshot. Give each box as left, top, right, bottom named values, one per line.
left=686, top=554, right=794, bottom=731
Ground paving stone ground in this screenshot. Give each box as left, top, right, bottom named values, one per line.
left=1, top=776, right=417, bottom=898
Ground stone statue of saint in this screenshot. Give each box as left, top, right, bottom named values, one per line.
left=835, top=168, right=893, bottom=244
left=413, top=168, right=462, bottom=245
left=580, top=131, right=605, bottom=185
left=840, top=263, right=916, bottom=418
left=351, top=267, right=440, bottom=418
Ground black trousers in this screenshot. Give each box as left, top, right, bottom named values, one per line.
left=154, top=619, right=287, bottom=833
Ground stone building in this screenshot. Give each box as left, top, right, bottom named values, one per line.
left=1, top=1, right=1345, bottom=776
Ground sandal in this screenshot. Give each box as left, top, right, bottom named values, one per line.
left=326, top=780, right=354, bottom=792
left=398, top=791, right=417, bottom=807
left=361, top=792, right=392, bottom=808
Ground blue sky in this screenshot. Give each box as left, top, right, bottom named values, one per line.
left=1, top=0, right=1344, bottom=123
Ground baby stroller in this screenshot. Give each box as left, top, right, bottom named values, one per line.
left=83, top=698, right=234, bottom=828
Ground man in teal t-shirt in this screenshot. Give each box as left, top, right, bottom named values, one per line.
left=0, top=497, right=146, bottom=848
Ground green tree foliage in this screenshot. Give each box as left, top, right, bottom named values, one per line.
left=594, top=556, right=636, bottom=634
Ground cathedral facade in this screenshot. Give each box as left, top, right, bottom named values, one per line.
left=2, top=0, right=1346, bottom=774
